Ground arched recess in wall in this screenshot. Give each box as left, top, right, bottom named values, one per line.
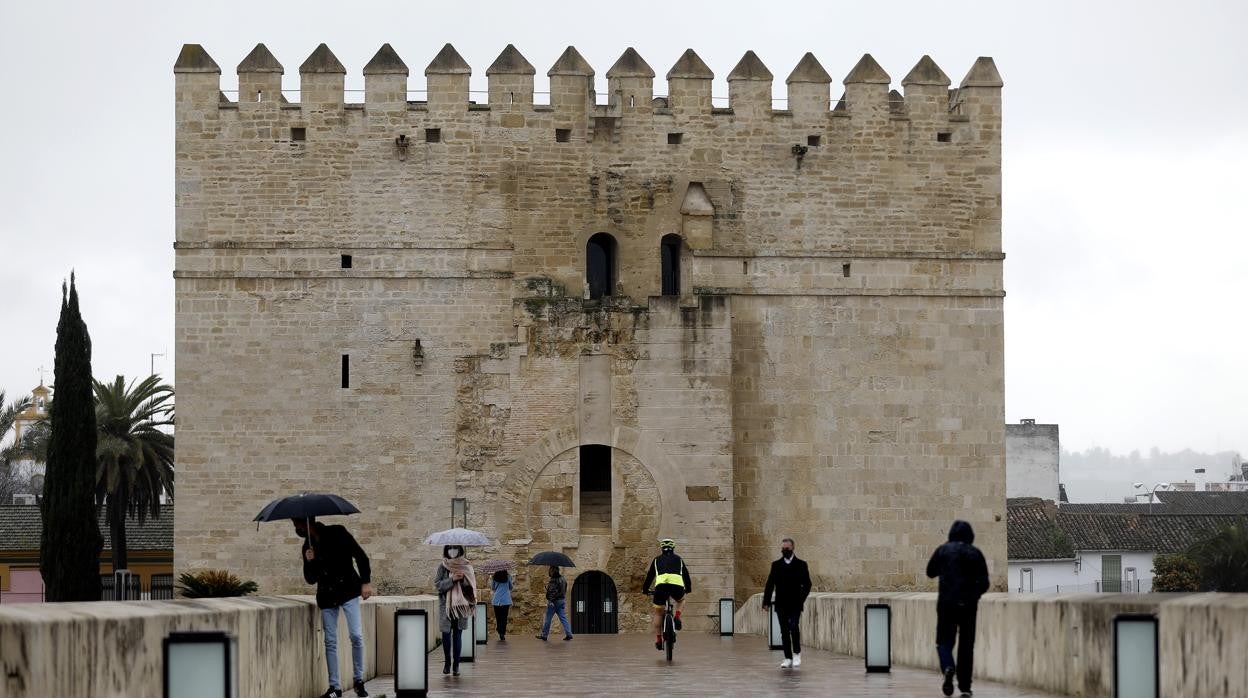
left=586, top=233, right=617, bottom=299
left=495, top=419, right=689, bottom=544
left=660, top=234, right=682, bottom=296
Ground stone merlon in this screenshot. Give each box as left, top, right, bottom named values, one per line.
left=487, top=44, right=536, bottom=75
left=237, top=43, right=283, bottom=74
left=547, top=46, right=594, bottom=77
left=786, top=52, right=831, bottom=84
left=363, top=43, right=409, bottom=76
left=426, top=43, right=471, bottom=75
left=606, top=47, right=655, bottom=78
left=901, top=55, right=950, bottom=86
left=727, top=51, right=772, bottom=81
left=960, top=56, right=1004, bottom=88
left=843, top=53, right=890, bottom=85
left=666, top=49, right=714, bottom=80
left=299, top=43, right=346, bottom=74
left=173, top=44, right=220, bottom=74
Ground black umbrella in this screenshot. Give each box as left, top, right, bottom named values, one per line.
left=527, top=551, right=575, bottom=568
left=253, top=493, right=360, bottom=522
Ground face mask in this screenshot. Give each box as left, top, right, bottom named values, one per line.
left=781, top=549, right=793, bottom=559
left=447, top=549, right=460, bottom=559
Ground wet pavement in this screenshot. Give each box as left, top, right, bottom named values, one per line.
left=362, top=632, right=1063, bottom=697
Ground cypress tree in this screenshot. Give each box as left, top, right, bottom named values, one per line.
left=39, top=274, right=103, bottom=601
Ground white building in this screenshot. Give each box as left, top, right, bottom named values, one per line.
left=1007, top=492, right=1248, bottom=593
left=1006, top=419, right=1060, bottom=501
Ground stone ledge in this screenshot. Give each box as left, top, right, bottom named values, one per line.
left=0, top=594, right=437, bottom=698
left=735, top=591, right=1243, bottom=697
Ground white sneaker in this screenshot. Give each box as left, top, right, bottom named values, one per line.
left=792, top=653, right=802, bottom=667
left=780, top=658, right=793, bottom=668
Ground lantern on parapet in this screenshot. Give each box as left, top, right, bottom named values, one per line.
left=163, top=631, right=237, bottom=698
left=864, top=604, right=891, bottom=673
left=1114, top=614, right=1158, bottom=698
left=394, top=609, right=428, bottom=698
left=719, top=597, right=735, bottom=636
left=476, top=602, right=489, bottom=645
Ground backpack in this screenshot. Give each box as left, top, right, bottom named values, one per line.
left=545, top=576, right=564, bottom=602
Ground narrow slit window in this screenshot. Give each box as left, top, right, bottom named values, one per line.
left=341, top=254, right=353, bottom=269
left=842, top=263, right=851, bottom=277
left=807, top=135, right=821, bottom=147
left=556, top=128, right=571, bottom=143
left=586, top=233, right=617, bottom=300
left=290, top=127, right=306, bottom=142
left=661, top=234, right=682, bottom=296
left=341, top=354, right=350, bottom=389
left=579, top=445, right=612, bottom=533
left=425, top=128, right=441, bottom=143
left=667, top=132, right=683, bottom=145
left=937, top=131, right=952, bottom=143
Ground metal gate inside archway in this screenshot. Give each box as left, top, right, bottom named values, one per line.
left=571, top=570, right=618, bottom=634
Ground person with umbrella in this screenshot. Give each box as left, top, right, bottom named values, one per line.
left=434, top=544, right=477, bottom=676
left=257, top=493, right=372, bottom=698
left=529, top=551, right=575, bottom=643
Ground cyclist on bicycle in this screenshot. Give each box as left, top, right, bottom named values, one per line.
left=642, top=538, right=692, bottom=650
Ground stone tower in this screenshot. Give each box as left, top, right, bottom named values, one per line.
left=173, top=43, right=1005, bottom=631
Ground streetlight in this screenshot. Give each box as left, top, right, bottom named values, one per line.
left=1148, top=483, right=1170, bottom=514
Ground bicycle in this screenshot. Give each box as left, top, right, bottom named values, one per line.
left=659, top=595, right=678, bottom=662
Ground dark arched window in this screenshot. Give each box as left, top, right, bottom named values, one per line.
left=661, top=234, right=682, bottom=296
left=586, top=233, right=617, bottom=300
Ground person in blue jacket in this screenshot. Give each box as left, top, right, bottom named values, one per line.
left=490, top=569, right=513, bottom=642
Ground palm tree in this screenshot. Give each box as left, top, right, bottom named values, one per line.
left=93, top=375, right=175, bottom=571
left=1187, top=519, right=1248, bottom=592
left=0, top=391, right=33, bottom=501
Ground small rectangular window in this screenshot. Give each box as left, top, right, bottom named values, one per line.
left=842, top=263, right=851, bottom=277
left=425, top=128, right=441, bottom=143
left=290, top=127, right=306, bottom=142
left=341, top=354, right=350, bottom=389
left=555, top=128, right=571, bottom=143
left=667, top=132, right=683, bottom=145
left=807, top=135, right=821, bottom=147
left=937, top=131, right=952, bottom=143
left=340, top=254, right=352, bottom=269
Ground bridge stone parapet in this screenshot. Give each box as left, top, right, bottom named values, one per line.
left=0, top=594, right=437, bottom=698
left=736, top=591, right=1248, bottom=697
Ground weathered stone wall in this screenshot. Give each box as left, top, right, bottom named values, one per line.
left=731, top=294, right=1007, bottom=599
left=737, top=592, right=1248, bottom=698
left=0, top=595, right=435, bottom=698
left=174, top=43, right=1004, bottom=627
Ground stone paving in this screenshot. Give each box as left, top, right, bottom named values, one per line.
left=363, top=632, right=1063, bottom=697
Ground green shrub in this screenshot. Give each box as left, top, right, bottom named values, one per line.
left=177, top=570, right=259, bottom=598
left=1152, top=554, right=1200, bottom=592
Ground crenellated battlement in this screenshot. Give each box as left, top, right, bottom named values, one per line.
left=175, top=43, right=1001, bottom=124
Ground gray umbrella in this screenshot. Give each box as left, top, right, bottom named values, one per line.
left=423, top=528, right=491, bottom=546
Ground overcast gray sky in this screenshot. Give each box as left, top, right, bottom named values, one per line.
left=1, top=0, right=1245, bottom=458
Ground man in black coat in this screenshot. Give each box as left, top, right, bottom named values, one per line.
left=926, top=520, right=990, bottom=697
left=762, top=537, right=812, bottom=669
left=294, top=518, right=373, bottom=698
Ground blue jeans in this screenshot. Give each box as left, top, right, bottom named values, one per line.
left=541, top=599, right=571, bottom=638
left=322, top=596, right=365, bottom=689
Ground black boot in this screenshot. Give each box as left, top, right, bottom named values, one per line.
left=353, top=679, right=369, bottom=697
left=942, top=667, right=955, bottom=696
left=452, top=661, right=460, bottom=677
left=442, top=661, right=451, bottom=675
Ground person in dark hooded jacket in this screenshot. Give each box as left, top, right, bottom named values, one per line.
left=926, top=520, right=990, bottom=697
